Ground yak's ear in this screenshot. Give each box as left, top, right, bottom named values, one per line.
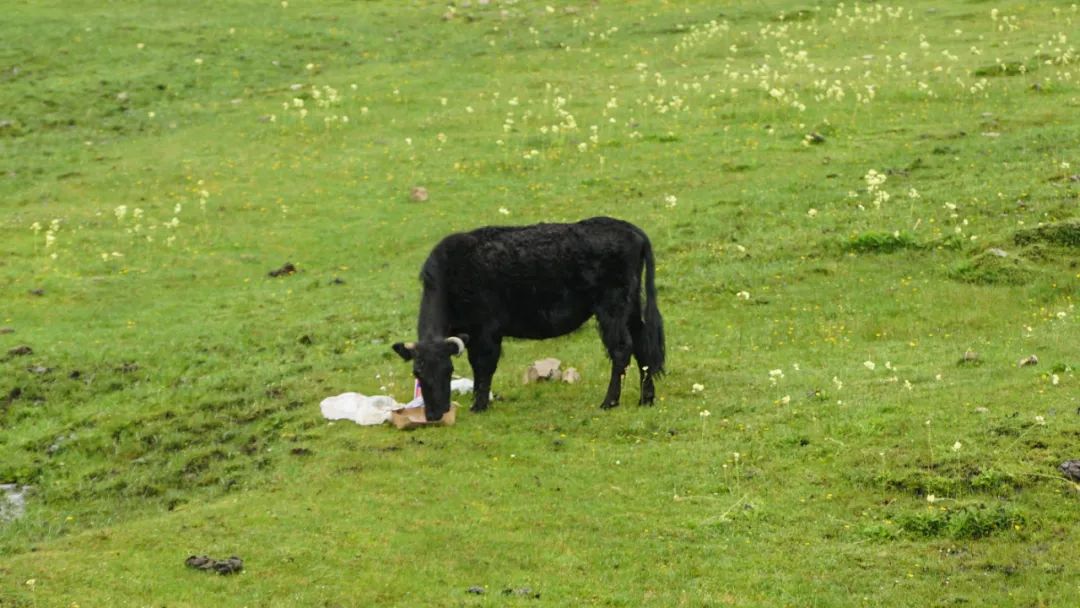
left=392, top=342, right=417, bottom=361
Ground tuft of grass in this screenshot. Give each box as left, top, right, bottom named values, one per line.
left=842, top=231, right=921, bottom=254
left=972, top=60, right=1038, bottom=78
left=1014, top=219, right=1080, bottom=248
left=897, top=503, right=1025, bottom=540
left=950, top=249, right=1041, bottom=285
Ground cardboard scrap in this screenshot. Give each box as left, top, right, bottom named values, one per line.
left=390, top=402, right=458, bottom=430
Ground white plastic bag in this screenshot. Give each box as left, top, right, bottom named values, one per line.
left=451, top=377, right=474, bottom=394
left=320, top=378, right=478, bottom=426
left=319, top=393, right=401, bottom=425
left=403, top=377, right=476, bottom=408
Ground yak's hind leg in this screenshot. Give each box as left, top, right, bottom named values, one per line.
left=596, top=289, right=634, bottom=409
left=628, top=300, right=655, bottom=405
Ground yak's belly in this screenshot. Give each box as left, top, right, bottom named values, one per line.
left=501, top=292, right=593, bottom=339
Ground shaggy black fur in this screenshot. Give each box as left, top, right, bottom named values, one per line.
left=393, top=217, right=665, bottom=421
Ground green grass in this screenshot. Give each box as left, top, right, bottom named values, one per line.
left=2, top=1, right=1079, bottom=606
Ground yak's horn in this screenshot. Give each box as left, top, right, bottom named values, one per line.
left=445, top=336, right=465, bottom=355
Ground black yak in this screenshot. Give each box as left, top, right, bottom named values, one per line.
left=393, top=217, right=665, bottom=421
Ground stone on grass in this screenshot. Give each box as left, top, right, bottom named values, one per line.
left=1017, top=354, right=1039, bottom=368
left=410, top=186, right=429, bottom=202
left=1059, top=461, right=1080, bottom=483
left=523, top=358, right=562, bottom=384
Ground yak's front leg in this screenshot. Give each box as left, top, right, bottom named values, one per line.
left=467, top=334, right=502, bottom=413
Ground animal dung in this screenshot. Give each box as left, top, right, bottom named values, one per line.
left=409, top=186, right=429, bottom=202
left=390, top=402, right=458, bottom=430
left=523, top=358, right=581, bottom=384
left=268, top=262, right=297, bottom=277
left=1017, top=354, right=1039, bottom=368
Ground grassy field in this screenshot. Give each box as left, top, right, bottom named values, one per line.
left=2, top=0, right=1078, bottom=605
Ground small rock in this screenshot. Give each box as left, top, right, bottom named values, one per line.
left=185, top=555, right=244, bottom=575
left=806, top=132, right=826, bottom=144
left=28, top=288, right=44, bottom=296
left=523, top=358, right=562, bottom=384
left=561, top=368, right=581, bottom=384
left=409, top=186, right=429, bottom=202
left=502, top=587, right=540, bottom=599
left=28, top=366, right=51, bottom=375
left=46, top=433, right=75, bottom=455
left=961, top=350, right=979, bottom=364
left=116, top=91, right=129, bottom=103
left=268, top=262, right=297, bottom=277
left=974, top=406, right=990, bottom=414
left=7, top=345, right=32, bottom=357
left=0, top=484, right=29, bottom=522
left=987, top=248, right=1008, bottom=258
left=1059, top=460, right=1080, bottom=483
left=466, top=586, right=485, bottom=595
left=329, top=277, right=346, bottom=285
left=1018, top=354, right=1039, bottom=368
left=213, top=556, right=244, bottom=575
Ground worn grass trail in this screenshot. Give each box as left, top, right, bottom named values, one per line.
left=1, top=1, right=1078, bottom=606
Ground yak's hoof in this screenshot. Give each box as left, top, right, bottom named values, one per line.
left=600, top=400, right=620, bottom=410
left=470, top=403, right=489, bottom=413
left=638, top=398, right=655, bottom=406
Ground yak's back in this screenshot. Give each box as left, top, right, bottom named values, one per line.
left=424, top=217, right=645, bottom=284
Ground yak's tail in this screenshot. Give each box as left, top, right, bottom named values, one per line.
left=640, top=235, right=666, bottom=377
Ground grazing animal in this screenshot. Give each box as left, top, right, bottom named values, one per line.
left=392, top=216, right=665, bottom=421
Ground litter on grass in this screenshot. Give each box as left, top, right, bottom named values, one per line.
left=320, top=377, right=474, bottom=426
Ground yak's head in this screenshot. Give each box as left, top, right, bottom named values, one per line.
left=391, top=335, right=468, bottom=421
